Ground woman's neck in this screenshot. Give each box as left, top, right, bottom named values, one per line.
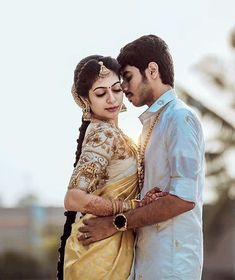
left=91, top=115, right=118, bottom=127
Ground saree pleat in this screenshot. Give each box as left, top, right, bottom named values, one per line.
left=64, top=172, right=138, bottom=280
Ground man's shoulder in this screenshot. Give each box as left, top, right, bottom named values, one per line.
left=167, top=98, right=199, bottom=119
left=164, top=98, right=203, bottom=134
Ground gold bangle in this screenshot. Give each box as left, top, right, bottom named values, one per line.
left=113, top=199, right=122, bottom=214
left=131, top=199, right=140, bottom=209
left=112, top=199, right=117, bottom=215
left=122, top=201, right=132, bottom=212
left=119, top=200, right=123, bottom=213
left=115, top=201, right=119, bottom=215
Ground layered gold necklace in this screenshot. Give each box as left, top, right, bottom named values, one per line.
left=137, top=112, right=161, bottom=192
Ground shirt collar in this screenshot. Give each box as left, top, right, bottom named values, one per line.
left=139, top=89, right=176, bottom=124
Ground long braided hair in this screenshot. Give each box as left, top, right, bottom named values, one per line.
left=56, top=55, right=120, bottom=279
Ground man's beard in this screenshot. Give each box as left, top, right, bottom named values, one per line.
left=138, top=82, right=154, bottom=106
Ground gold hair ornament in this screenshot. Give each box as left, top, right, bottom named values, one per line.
left=71, top=84, right=91, bottom=121
left=98, top=61, right=111, bottom=78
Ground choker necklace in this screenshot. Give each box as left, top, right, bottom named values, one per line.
left=137, top=112, right=161, bottom=192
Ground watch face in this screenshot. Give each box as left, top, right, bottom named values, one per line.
left=115, top=215, right=126, bottom=228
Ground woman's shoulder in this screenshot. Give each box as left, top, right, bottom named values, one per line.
left=83, top=121, right=118, bottom=147
left=87, top=121, right=119, bottom=136
left=84, top=120, right=137, bottom=159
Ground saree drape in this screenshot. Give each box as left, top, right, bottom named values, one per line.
left=64, top=172, right=138, bottom=280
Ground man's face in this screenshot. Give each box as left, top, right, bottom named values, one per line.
left=121, top=65, right=153, bottom=107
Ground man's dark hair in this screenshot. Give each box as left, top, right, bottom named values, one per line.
left=117, top=35, right=174, bottom=87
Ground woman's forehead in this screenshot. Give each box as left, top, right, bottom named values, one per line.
left=91, top=72, right=119, bottom=89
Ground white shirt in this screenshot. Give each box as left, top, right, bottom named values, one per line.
left=131, top=90, right=205, bottom=280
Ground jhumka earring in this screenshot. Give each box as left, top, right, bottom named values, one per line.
left=98, top=61, right=111, bottom=78
left=120, top=103, right=127, bottom=112
left=71, top=84, right=92, bottom=121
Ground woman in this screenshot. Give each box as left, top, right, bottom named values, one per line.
left=59, top=55, right=140, bottom=280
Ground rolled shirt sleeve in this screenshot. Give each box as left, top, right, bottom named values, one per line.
left=166, top=109, right=204, bottom=203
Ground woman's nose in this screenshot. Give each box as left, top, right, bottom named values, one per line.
left=107, top=90, right=116, bottom=104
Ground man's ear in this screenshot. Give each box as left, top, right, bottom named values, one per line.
left=147, top=62, right=159, bottom=79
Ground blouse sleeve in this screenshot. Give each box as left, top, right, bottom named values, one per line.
left=68, top=124, right=116, bottom=193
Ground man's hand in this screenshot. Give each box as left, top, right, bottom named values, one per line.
left=77, top=216, right=117, bottom=245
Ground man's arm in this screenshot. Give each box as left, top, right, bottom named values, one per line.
left=78, top=194, right=194, bottom=245
left=126, top=193, right=194, bottom=229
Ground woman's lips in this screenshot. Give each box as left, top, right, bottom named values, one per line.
left=105, top=106, right=119, bottom=112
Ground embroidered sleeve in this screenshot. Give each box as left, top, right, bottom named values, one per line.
left=68, top=124, right=115, bottom=192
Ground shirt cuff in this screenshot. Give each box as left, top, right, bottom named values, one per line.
left=169, top=177, right=197, bottom=203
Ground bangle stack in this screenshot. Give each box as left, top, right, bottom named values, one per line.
left=130, top=199, right=140, bottom=209
left=111, top=199, right=140, bottom=215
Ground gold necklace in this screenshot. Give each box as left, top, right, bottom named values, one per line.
left=117, top=127, right=138, bottom=156
left=137, top=112, right=161, bottom=192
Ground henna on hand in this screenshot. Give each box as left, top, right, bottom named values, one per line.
left=139, top=187, right=169, bottom=207
left=84, top=196, right=113, bottom=216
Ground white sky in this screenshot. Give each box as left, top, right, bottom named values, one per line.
left=0, top=0, right=235, bottom=207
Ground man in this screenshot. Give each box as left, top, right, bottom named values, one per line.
left=78, top=35, right=205, bottom=280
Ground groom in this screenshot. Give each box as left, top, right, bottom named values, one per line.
left=78, top=35, right=205, bottom=280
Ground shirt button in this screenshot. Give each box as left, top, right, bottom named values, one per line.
left=175, top=240, right=181, bottom=248
left=155, top=223, right=161, bottom=231
left=157, top=100, right=164, bottom=105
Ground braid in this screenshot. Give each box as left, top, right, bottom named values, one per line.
left=73, top=119, right=90, bottom=167
left=56, top=118, right=90, bottom=280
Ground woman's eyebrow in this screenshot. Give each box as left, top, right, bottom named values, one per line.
left=93, top=81, right=120, bottom=92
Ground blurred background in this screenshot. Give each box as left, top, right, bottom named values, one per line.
left=0, top=0, right=235, bottom=279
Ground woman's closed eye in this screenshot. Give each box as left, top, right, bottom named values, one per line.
left=112, top=85, right=122, bottom=93
left=94, top=86, right=122, bottom=97
left=95, top=91, right=106, bottom=97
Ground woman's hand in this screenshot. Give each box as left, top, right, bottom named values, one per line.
left=139, top=187, right=169, bottom=207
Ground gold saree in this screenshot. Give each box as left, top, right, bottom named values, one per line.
left=64, top=172, right=138, bottom=280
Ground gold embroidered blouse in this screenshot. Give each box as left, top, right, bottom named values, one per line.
left=68, top=120, right=137, bottom=193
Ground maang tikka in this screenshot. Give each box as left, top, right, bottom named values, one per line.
left=98, top=61, right=111, bottom=78
left=71, top=84, right=92, bottom=121
left=98, top=61, right=127, bottom=113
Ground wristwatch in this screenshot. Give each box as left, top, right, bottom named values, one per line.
left=113, top=213, right=128, bottom=231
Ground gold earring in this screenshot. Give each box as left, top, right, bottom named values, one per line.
left=82, top=100, right=92, bottom=121
left=120, top=103, right=127, bottom=112
left=71, top=84, right=92, bottom=121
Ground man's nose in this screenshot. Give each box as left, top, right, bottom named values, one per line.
left=121, top=81, right=128, bottom=93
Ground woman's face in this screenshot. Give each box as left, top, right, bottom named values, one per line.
left=87, top=72, right=123, bottom=122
